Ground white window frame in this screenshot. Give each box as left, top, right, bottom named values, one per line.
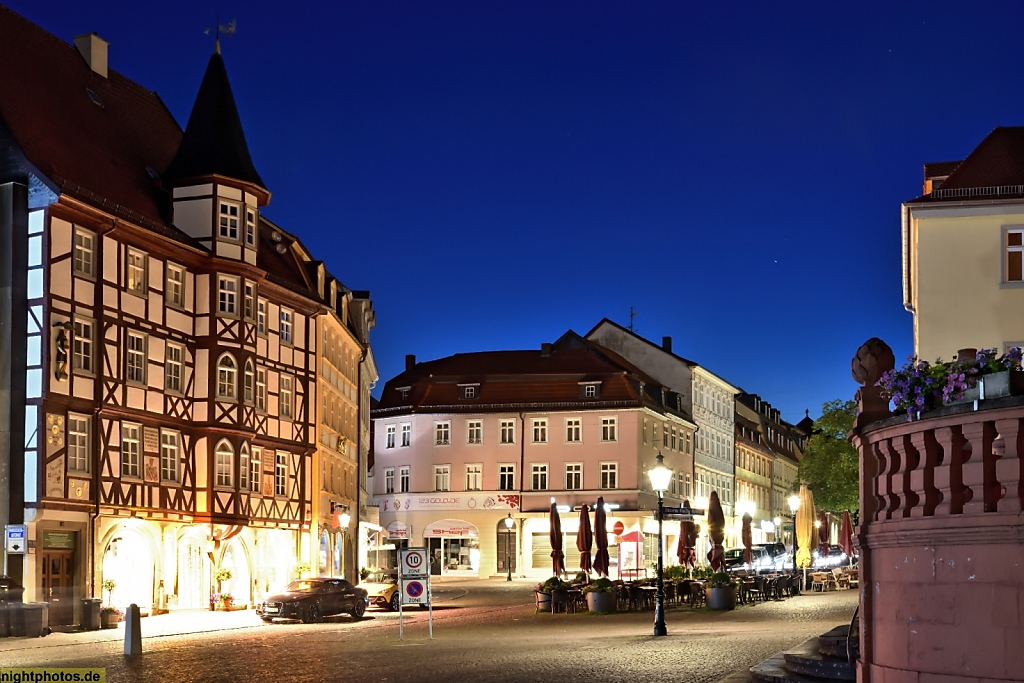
left=217, top=354, right=237, bottom=400
left=462, top=386, right=477, bottom=399
left=219, top=201, right=240, bottom=240
left=500, top=419, right=515, bottom=444
left=243, top=359, right=254, bottom=404
left=386, top=425, right=396, bottom=449
left=600, top=462, right=618, bottom=489
left=532, top=419, right=547, bottom=444
left=279, top=374, right=294, bottom=419
left=280, top=308, right=293, bottom=344
left=245, top=207, right=257, bottom=246
left=250, top=447, right=262, bottom=493
left=499, top=463, right=515, bottom=491
left=67, top=413, right=90, bottom=473
left=1005, top=226, right=1024, bottom=284
left=531, top=463, right=548, bottom=491
left=565, top=418, right=581, bottom=443
left=435, top=421, right=450, bottom=446
left=121, top=423, right=141, bottom=479
left=565, top=463, right=582, bottom=490
left=257, top=299, right=267, bottom=335
left=434, top=464, right=451, bottom=492
left=243, top=282, right=255, bottom=320
left=240, top=446, right=249, bottom=491
left=275, top=451, right=287, bottom=496
left=218, top=275, right=239, bottom=316
left=601, top=416, right=617, bottom=442
left=160, top=430, right=180, bottom=483
left=256, top=367, right=267, bottom=411
left=73, top=227, right=96, bottom=278
left=72, top=316, right=94, bottom=375
left=126, top=332, right=147, bottom=385
left=400, top=423, right=411, bottom=447
left=399, top=466, right=410, bottom=493
left=467, top=420, right=482, bottom=444
left=215, top=441, right=234, bottom=488
left=166, top=263, right=185, bottom=308
left=384, top=467, right=395, bottom=494
left=465, top=463, right=482, bottom=491
left=126, top=248, right=148, bottom=296
left=584, top=384, right=597, bottom=398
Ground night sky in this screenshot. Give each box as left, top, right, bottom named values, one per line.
left=9, top=1, right=1024, bottom=422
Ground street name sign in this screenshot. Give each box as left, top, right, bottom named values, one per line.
left=661, top=507, right=705, bottom=518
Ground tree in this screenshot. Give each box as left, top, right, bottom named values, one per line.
left=799, top=399, right=859, bottom=514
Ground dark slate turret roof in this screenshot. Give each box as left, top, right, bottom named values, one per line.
left=163, top=50, right=266, bottom=190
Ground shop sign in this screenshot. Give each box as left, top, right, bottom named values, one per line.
left=381, top=493, right=520, bottom=513
left=386, top=521, right=410, bottom=539
left=42, top=531, right=75, bottom=550
left=422, top=519, right=479, bottom=538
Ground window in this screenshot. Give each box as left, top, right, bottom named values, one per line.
left=218, top=276, right=238, bottom=315
left=435, top=421, right=450, bottom=446
left=121, top=423, right=141, bottom=478
left=384, top=467, right=395, bottom=494
left=531, top=464, right=548, bottom=490
left=243, top=360, right=254, bottom=403
left=256, top=367, right=267, bottom=411
left=643, top=417, right=648, bottom=445
left=215, top=441, right=233, bottom=487
left=500, top=419, right=515, bottom=444
left=532, top=419, right=547, bottom=443
left=399, top=466, right=410, bottom=493
left=160, top=430, right=179, bottom=483
left=400, top=423, right=411, bottom=447
left=499, top=464, right=515, bottom=491
left=1006, top=228, right=1024, bottom=282
left=280, top=309, right=293, bottom=344
left=67, top=414, right=90, bottom=473
left=466, top=464, right=482, bottom=491
left=434, top=465, right=450, bottom=492
left=166, top=264, right=185, bottom=307
left=600, top=462, right=618, bottom=489
left=250, top=447, right=262, bottom=493
left=219, top=201, right=240, bottom=240
left=243, top=283, right=255, bottom=320
left=275, top=451, right=287, bottom=496
left=462, top=385, right=477, bottom=399
left=240, top=447, right=249, bottom=491
left=73, top=228, right=95, bottom=277
left=386, top=425, right=396, bottom=449
left=72, top=317, right=94, bottom=374
left=279, top=375, right=293, bottom=419
left=565, top=418, right=581, bottom=443
left=565, top=463, right=582, bottom=490
left=126, top=249, right=147, bottom=295
left=584, top=384, right=597, bottom=398
left=601, top=417, right=617, bottom=442
left=245, top=207, right=256, bottom=246
left=663, top=424, right=669, bottom=447
left=257, top=299, right=267, bottom=335
left=126, top=332, right=147, bottom=384
left=467, top=420, right=482, bottom=444
left=217, top=354, right=237, bottom=400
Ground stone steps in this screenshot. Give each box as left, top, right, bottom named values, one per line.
left=720, top=623, right=858, bottom=683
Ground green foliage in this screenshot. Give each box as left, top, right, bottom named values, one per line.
left=707, top=572, right=736, bottom=589
left=581, top=577, right=615, bottom=594
left=535, top=576, right=570, bottom=593
left=799, top=399, right=859, bottom=514
left=573, top=571, right=588, bottom=584
left=359, top=566, right=375, bottom=581
left=214, top=567, right=233, bottom=583
left=664, top=565, right=688, bottom=580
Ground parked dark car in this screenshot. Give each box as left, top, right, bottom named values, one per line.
left=257, top=578, right=368, bottom=623
left=723, top=547, right=772, bottom=571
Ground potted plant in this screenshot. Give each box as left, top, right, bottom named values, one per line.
left=218, top=593, right=234, bottom=611
left=102, top=578, right=116, bottom=605
left=582, top=577, right=616, bottom=613
left=534, top=576, right=568, bottom=613
left=294, top=562, right=311, bottom=579
left=705, top=572, right=738, bottom=610
left=100, top=605, right=122, bottom=629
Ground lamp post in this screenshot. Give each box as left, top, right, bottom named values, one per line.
left=504, top=513, right=514, bottom=582
left=648, top=453, right=672, bottom=637
left=787, top=494, right=801, bottom=585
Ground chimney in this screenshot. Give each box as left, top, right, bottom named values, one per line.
left=540, top=343, right=552, bottom=357
left=662, top=336, right=672, bottom=353
left=405, top=354, right=416, bottom=371
left=74, top=33, right=109, bottom=78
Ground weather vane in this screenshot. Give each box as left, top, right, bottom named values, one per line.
left=204, top=16, right=237, bottom=53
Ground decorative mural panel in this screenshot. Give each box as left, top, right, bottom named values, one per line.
left=45, top=414, right=64, bottom=455
left=68, top=478, right=89, bottom=501
left=45, top=459, right=63, bottom=497
left=144, top=456, right=159, bottom=482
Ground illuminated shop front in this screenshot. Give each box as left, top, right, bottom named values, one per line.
left=424, top=519, right=480, bottom=575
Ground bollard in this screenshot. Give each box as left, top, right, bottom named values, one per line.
left=123, top=603, right=142, bottom=656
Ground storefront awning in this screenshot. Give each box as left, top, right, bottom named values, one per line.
left=422, top=519, right=479, bottom=538
left=386, top=520, right=409, bottom=539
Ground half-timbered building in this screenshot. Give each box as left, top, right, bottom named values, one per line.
left=0, top=8, right=373, bottom=626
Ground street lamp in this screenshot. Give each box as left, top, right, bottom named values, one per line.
left=504, top=513, right=514, bottom=582
left=648, top=453, right=672, bottom=637
left=787, top=494, right=801, bottom=579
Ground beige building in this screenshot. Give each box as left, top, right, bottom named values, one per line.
left=903, top=128, right=1024, bottom=361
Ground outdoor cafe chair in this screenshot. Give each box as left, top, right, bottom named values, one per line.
left=550, top=589, right=571, bottom=614
left=688, top=582, right=705, bottom=608
left=663, top=582, right=675, bottom=605
left=746, top=576, right=767, bottom=603
left=831, top=568, right=851, bottom=589
left=616, top=583, right=631, bottom=611
left=773, top=575, right=790, bottom=599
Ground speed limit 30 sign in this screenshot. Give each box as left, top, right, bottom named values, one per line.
left=399, top=547, right=428, bottom=577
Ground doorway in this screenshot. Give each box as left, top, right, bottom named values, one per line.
left=41, top=551, right=75, bottom=626
left=496, top=527, right=516, bottom=574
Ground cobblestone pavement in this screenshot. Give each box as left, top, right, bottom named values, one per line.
left=0, top=579, right=858, bottom=683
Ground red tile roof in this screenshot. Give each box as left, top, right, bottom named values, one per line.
left=910, top=127, right=1024, bottom=204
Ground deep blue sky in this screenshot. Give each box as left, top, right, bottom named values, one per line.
left=11, top=2, right=1024, bottom=423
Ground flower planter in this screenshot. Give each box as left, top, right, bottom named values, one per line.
left=958, top=370, right=1024, bottom=403
left=100, top=612, right=120, bottom=629
left=585, top=591, right=616, bottom=613
left=535, top=591, right=551, bottom=613
left=705, top=586, right=736, bottom=611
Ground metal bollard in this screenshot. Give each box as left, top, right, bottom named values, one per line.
left=123, top=603, right=142, bottom=656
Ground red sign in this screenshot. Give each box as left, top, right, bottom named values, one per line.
left=612, top=521, right=624, bottom=536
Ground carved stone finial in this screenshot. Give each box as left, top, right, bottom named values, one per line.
left=851, top=338, right=896, bottom=386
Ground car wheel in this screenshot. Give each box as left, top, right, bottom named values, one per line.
left=302, top=603, right=321, bottom=624
left=389, top=593, right=400, bottom=612
left=351, top=599, right=366, bottom=619
left=261, top=617, right=274, bottom=623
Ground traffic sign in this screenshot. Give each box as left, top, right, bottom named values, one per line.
left=401, top=579, right=429, bottom=605
left=399, top=547, right=428, bottom=578
left=5, top=525, right=26, bottom=555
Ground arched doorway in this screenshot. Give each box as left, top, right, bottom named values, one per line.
left=102, top=525, right=155, bottom=610
left=319, top=529, right=330, bottom=577
left=496, top=519, right=516, bottom=575
left=177, top=527, right=209, bottom=609
left=219, top=538, right=251, bottom=605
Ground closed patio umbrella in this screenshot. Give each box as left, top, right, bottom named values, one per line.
left=549, top=501, right=565, bottom=578
left=818, top=510, right=831, bottom=558
left=676, top=500, right=697, bottom=569
left=839, top=510, right=854, bottom=562
left=593, top=496, right=610, bottom=577
left=576, top=504, right=593, bottom=575
left=742, top=512, right=753, bottom=565
left=795, top=485, right=817, bottom=570
left=707, top=491, right=726, bottom=572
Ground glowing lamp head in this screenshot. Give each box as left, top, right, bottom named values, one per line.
left=647, top=453, right=672, bottom=493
